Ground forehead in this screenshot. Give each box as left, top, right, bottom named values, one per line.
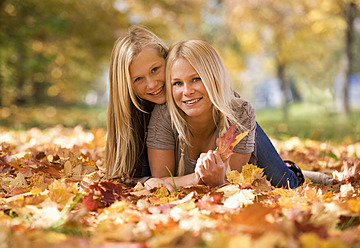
left=171, top=58, right=196, bottom=75
left=129, top=47, right=164, bottom=76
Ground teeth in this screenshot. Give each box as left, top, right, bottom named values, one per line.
left=152, top=87, right=162, bottom=95
left=185, top=98, right=200, bottom=104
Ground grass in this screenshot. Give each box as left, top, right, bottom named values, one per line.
left=0, top=103, right=359, bottom=144
left=255, top=103, right=360, bottom=144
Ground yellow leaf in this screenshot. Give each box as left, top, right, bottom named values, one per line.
left=227, top=164, right=265, bottom=186
left=152, top=186, right=169, bottom=198
left=227, top=170, right=242, bottom=185
left=48, top=180, right=77, bottom=207
left=231, top=130, right=249, bottom=148
left=348, top=198, right=360, bottom=213
left=30, top=188, right=43, bottom=194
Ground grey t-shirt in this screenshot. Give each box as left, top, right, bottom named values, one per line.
left=147, top=98, right=257, bottom=176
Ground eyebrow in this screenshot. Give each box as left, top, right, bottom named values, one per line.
left=171, top=73, right=199, bottom=81
left=131, top=62, right=160, bottom=80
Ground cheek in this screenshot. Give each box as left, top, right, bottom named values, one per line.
left=172, top=87, right=182, bottom=102
left=158, top=69, right=166, bottom=82
left=133, top=84, right=145, bottom=97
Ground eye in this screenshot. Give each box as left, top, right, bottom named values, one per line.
left=151, top=67, right=159, bottom=73
left=172, top=81, right=183, bottom=86
left=192, top=77, right=201, bottom=82
left=134, top=77, right=143, bottom=83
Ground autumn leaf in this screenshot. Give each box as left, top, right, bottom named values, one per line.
left=83, top=181, right=123, bottom=211
left=333, top=160, right=360, bottom=184
left=227, top=163, right=268, bottom=188
left=1, top=126, right=360, bottom=247
left=216, top=124, right=249, bottom=161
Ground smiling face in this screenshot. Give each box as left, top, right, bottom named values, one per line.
left=170, top=57, right=213, bottom=120
left=130, top=46, right=166, bottom=104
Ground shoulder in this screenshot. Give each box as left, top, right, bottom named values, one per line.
left=147, top=103, right=177, bottom=149
left=230, top=98, right=255, bottom=119
left=151, top=103, right=170, bottom=119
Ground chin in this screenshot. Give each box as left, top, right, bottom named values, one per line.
left=154, top=96, right=166, bottom=105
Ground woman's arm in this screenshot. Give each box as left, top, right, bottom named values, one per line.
left=148, top=148, right=199, bottom=189
left=229, top=152, right=251, bottom=172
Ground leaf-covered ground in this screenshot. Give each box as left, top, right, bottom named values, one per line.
left=0, top=125, right=360, bottom=248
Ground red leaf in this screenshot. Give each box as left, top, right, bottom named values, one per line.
left=83, top=192, right=99, bottom=211
left=216, top=124, right=249, bottom=161
left=83, top=181, right=124, bottom=211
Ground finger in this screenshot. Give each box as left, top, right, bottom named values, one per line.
left=196, top=164, right=206, bottom=178
left=164, top=182, right=175, bottom=192
left=196, top=156, right=204, bottom=167
left=199, top=153, right=207, bottom=160
left=206, top=150, right=217, bottom=164
left=204, top=157, right=214, bottom=171
left=213, top=151, right=224, bottom=166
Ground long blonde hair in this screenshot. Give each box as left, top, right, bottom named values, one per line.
left=105, top=26, right=168, bottom=178
left=166, top=40, right=240, bottom=176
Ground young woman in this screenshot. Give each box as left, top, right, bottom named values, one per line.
left=105, top=25, right=168, bottom=183
left=146, top=40, right=302, bottom=189
left=105, top=26, right=308, bottom=188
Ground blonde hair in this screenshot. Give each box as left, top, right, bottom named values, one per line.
left=166, top=40, right=241, bottom=176
left=105, top=25, right=168, bottom=178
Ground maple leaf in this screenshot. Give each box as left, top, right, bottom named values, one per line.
left=48, top=180, right=78, bottom=207
left=216, top=124, right=249, bottom=161
left=227, top=163, right=267, bottom=187
left=83, top=181, right=123, bottom=211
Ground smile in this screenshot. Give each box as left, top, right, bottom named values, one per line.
left=150, top=86, right=163, bottom=96
left=184, top=98, right=202, bottom=104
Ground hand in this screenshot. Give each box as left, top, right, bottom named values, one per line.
left=195, top=150, right=227, bottom=187
left=144, top=178, right=175, bottom=192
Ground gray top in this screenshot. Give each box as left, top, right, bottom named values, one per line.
left=147, top=98, right=257, bottom=176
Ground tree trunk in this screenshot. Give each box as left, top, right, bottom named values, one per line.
left=277, top=62, right=289, bottom=120
left=341, top=2, right=357, bottom=116
left=14, top=45, right=27, bottom=106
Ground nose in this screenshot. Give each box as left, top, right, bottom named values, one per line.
left=183, top=82, right=194, bottom=96
left=146, top=76, right=157, bottom=90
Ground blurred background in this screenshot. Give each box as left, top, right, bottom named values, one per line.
left=0, top=0, right=359, bottom=143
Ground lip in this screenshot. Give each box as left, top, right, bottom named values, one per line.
left=183, top=97, right=202, bottom=105
left=148, top=85, right=164, bottom=97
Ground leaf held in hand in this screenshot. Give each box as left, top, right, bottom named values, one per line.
left=216, top=124, right=249, bottom=161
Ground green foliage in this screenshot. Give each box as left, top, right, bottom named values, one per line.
left=256, top=103, right=360, bottom=143
left=0, top=0, right=128, bottom=106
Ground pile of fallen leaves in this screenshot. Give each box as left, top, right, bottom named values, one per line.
left=0, top=125, right=360, bottom=248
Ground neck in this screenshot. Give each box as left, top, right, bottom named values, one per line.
left=186, top=113, right=217, bottom=138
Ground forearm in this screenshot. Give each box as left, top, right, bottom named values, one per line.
left=161, top=173, right=199, bottom=187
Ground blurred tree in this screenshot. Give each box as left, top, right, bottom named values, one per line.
left=0, top=0, right=128, bottom=106
left=224, top=0, right=344, bottom=120
left=335, top=0, right=359, bottom=116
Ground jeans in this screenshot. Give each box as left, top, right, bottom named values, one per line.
left=255, top=122, right=299, bottom=188
left=142, top=123, right=300, bottom=188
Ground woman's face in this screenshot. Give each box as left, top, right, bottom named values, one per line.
left=130, top=47, right=166, bottom=104
left=170, top=57, right=212, bottom=119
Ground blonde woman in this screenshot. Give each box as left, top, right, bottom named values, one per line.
left=146, top=40, right=303, bottom=188
left=105, top=25, right=170, bottom=186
